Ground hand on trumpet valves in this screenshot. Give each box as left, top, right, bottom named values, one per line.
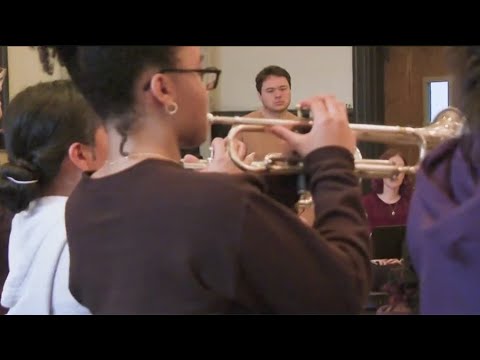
left=267, top=95, right=357, bottom=158
left=194, top=138, right=255, bottom=174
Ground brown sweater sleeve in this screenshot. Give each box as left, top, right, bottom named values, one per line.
left=236, top=146, right=372, bottom=314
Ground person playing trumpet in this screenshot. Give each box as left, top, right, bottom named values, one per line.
left=37, top=46, right=371, bottom=315
left=184, top=65, right=315, bottom=224
left=239, top=65, right=300, bottom=162
left=239, top=65, right=315, bottom=224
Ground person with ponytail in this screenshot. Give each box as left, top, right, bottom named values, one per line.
left=0, top=80, right=107, bottom=314
left=36, top=46, right=371, bottom=315
left=406, top=46, right=480, bottom=314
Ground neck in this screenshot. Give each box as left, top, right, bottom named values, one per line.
left=261, top=107, right=291, bottom=119
left=379, top=186, right=400, bottom=202
left=41, top=167, right=80, bottom=198
left=106, top=118, right=181, bottom=163
left=94, top=117, right=181, bottom=177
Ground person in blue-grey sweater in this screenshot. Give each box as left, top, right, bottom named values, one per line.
left=407, top=46, right=480, bottom=315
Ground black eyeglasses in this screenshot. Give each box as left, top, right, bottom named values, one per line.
left=143, top=67, right=222, bottom=91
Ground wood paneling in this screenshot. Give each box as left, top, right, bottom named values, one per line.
left=384, top=46, right=450, bottom=166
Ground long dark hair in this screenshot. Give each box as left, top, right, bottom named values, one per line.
left=371, top=148, right=412, bottom=197
left=0, top=80, right=100, bottom=213
left=37, top=46, right=178, bottom=156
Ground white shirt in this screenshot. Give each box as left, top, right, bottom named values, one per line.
left=1, top=196, right=90, bottom=315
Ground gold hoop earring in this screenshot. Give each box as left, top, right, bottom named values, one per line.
left=167, top=102, right=178, bottom=115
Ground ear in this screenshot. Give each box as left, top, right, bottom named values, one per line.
left=68, top=142, right=97, bottom=172
left=148, top=73, right=176, bottom=108
left=257, top=91, right=263, bottom=102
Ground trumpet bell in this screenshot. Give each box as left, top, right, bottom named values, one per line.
left=422, top=107, right=465, bottom=150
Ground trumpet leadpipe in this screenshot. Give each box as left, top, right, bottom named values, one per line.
left=207, top=113, right=311, bottom=128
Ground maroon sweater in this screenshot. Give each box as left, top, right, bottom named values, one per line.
left=65, top=147, right=371, bottom=314
left=362, top=192, right=410, bottom=232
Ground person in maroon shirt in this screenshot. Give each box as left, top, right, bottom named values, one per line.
left=362, top=148, right=412, bottom=232
left=36, top=46, right=372, bottom=315
left=362, top=148, right=415, bottom=313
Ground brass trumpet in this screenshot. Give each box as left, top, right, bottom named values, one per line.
left=199, top=106, right=465, bottom=178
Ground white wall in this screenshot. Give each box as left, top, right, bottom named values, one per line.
left=6, top=46, right=353, bottom=109
left=210, top=46, right=353, bottom=111
left=4, top=46, right=352, bottom=159
left=7, top=46, right=68, bottom=99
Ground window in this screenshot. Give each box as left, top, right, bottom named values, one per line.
left=424, top=77, right=452, bottom=124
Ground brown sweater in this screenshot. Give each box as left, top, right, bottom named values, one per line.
left=65, top=146, right=371, bottom=314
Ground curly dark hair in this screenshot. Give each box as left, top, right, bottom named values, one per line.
left=255, top=65, right=291, bottom=94
left=370, top=148, right=413, bottom=198
left=36, top=46, right=178, bottom=156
